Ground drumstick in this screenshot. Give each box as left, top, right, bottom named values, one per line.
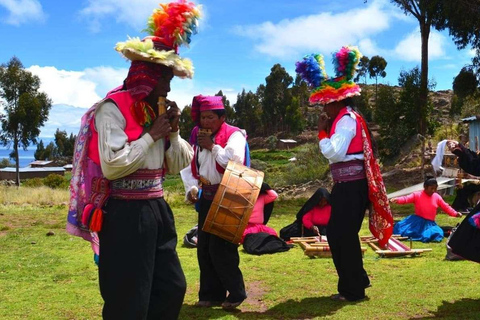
left=158, top=96, right=167, bottom=115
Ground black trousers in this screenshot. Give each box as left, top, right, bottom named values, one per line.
left=327, top=179, right=370, bottom=301
left=197, top=198, right=247, bottom=303
left=98, top=198, right=186, bottom=320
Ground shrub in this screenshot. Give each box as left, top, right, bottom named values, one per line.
left=250, top=159, right=268, bottom=172
left=23, top=177, right=44, bottom=188
left=266, top=136, right=278, bottom=151
left=281, top=143, right=329, bottom=185
left=43, top=174, right=69, bottom=189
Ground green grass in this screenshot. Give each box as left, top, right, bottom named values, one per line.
left=1, top=190, right=480, bottom=319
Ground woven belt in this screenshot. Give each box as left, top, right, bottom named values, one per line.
left=330, top=160, right=366, bottom=183
left=110, top=169, right=164, bottom=200
left=201, top=184, right=219, bottom=201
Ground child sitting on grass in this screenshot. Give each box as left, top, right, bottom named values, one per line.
left=390, top=176, right=462, bottom=242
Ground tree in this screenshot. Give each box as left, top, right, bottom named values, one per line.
left=262, top=64, right=293, bottom=135
left=376, top=0, right=480, bottom=176
left=355, top=56, right=370, bottom=85
left=54, top=129, right=76, bottom=158
left=233, top=89, right=262, bottom=136
left=0, top=57, right=52, bottom=186
left=215, top=90, right=236, bottom=125
left=179, top=104, right=195, bottom=141
left=284, top=96, right=305, bottom=134
left=453, top=67, right=478, bottom=99
left=34, top=139, right=46, bottom=160
left=375, top=67, right=436, bottom=160
left=368, top=55, right=387, bottom=101
left=451, top=67, right=479, bottom=115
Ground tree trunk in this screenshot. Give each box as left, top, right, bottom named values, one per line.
left=419, top=20, right=431, bottom=180
left=14, top=138, right=20, bottom=187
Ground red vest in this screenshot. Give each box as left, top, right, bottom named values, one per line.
left=88, top=90, right=143, bottom=165
left=329, top=107, right=363, bottom=155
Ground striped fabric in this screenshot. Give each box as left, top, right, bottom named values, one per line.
left=386, top=238, right=410, bottom=252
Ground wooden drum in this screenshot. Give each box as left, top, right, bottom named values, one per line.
left=203, top=160, right=264, bottom=244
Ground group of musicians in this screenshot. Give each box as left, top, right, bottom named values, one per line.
left=65, top=1, right=480, bottom=319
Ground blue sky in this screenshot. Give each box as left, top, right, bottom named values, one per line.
left=0, top=0, right=476, bottom=137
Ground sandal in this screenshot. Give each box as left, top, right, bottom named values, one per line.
left=330, top=294, right=347, bottom=301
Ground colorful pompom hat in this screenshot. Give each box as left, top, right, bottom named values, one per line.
left=115, top=0, right=202, bottom=79
left=295, top=46, right=362, bottom=104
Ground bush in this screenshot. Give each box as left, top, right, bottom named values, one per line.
left=23, top=177, right=44, bottom=188
left=250, top=159, right=268, bottom=172
left=0, top=158, right=14, bottom=168
left=266, top=136, right=278, bottom=151
left=43, top=174, right=69, bottom=189
left=281, top=143, right=329, bottom=185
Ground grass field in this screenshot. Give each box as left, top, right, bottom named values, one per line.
left=1, top=183, right=480, bottom=320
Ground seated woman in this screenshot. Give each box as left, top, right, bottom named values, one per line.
left=241, top=183, right=278, bottom=243
left=390, top=176, right=462, bottom=242
left=280, top=188, right=331, bottom=241
left=301, top=192, right=331, bottom=236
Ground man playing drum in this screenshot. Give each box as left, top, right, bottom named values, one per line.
left=180, top=95, right=248, bottom=310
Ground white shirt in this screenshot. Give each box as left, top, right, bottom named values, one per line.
left=95, top=101, right=193, bottom=180
left=181, top=129, right=246, bottom=196
left=319, top=107, right=364, bottom=164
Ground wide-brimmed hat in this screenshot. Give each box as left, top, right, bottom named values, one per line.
left=115, top=0, right=202, bottom=79
left=295, top=46, right=362, bottom=104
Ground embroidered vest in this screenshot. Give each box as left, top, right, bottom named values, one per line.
left=190, top=122, right=249, bottom=179
left=88, top=89, right=143, bottom=165
left=329, top=107, right=363, bottom=155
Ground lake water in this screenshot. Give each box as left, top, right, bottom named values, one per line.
left=0, top=147, right=36, bottom=168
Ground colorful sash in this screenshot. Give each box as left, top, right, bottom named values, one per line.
left=110, top=169, right=165, bottom=200
left=353, top=110, right=393, bottom=248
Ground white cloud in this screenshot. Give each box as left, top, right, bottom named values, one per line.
left=79, top=0, right=158, bottom=32
left=0, top=0, right=46, bottom=25
left=393, top=29, right=447, bottom=62
left=28, top=64, right=237, bottom=110
left=78, top=0, right=206, bottom=34
left=28, top=66, right=105, bottom=108
left=233, top=0, right=391, bottom=59
left=25, top=64, right=238, bottom=137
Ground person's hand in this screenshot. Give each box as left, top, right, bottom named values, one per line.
left=390, top=198, right=398, bottom=204
left=187, top=186, right=199, bottom=204
left=457, top=212, right=463, bottom=218
left=166, top=100, right=180, bottom=132
left=447, top=140, right=460, bottom=152
left=317, top=112, right=330, bottom=133
left=197, top=130, right=214, bottom=151
left=148, top=113, right=172, bottom=141
left=312, top=226, right=320, bottom=236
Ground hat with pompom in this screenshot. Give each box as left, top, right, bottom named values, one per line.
left=295, top=46, right=362, bottom=104
left=115, top=0, right=202, bottom=79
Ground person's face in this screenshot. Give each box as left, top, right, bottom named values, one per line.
left=318, top=198, right=328, bottom=208
left=424, top=184, right=438, bottom=196
left=151, top=66, right=174, bottom=98
left=323, top=101, right=343, bottom=120
left=200, top=111, right=225, bottom=134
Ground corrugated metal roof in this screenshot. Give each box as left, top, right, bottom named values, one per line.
left=461, top=116, right=478, bottom=122
left=29, top=160, right=53, bottom=165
